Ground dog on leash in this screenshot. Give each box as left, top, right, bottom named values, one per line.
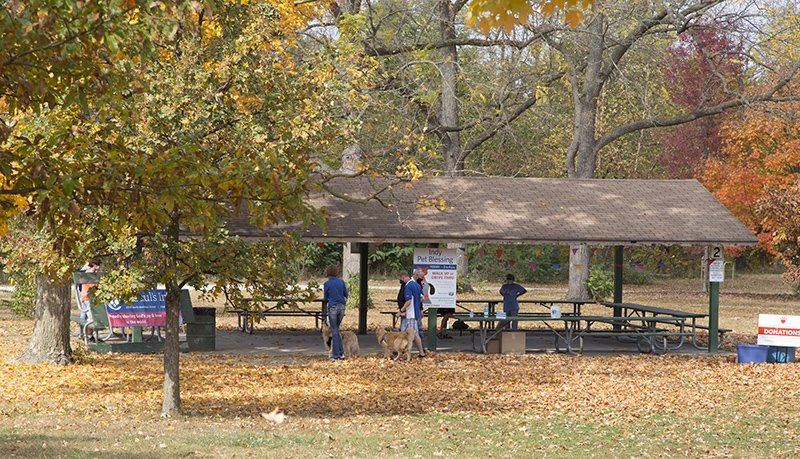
left=322, top=320, right=360, bottom=358
left=376, top=327, right=415, bottom=361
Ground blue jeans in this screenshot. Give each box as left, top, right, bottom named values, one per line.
left=504, top=308, right=519, bottom=330
left=327, top=303, right=346, bottom=359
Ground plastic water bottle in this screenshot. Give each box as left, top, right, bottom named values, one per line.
left=469, top=310, right=474, bottom=318
left=483, top=306, right=489, bottom=317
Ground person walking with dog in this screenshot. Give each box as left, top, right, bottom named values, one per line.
left=323, top=264, right=348, bottom=361
left=396, top=269, right=426, bottom=358
left=500, top=273, right=527, bottom=330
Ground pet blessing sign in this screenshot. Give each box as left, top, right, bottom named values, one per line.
left=413, top=248, right=458, bottom=308
left=757, top=314, right=800, bottom=347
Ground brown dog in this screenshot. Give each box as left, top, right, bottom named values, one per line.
left=322, top=320, right=360, bottom=358
left=376, top=328, right=415, bottom=361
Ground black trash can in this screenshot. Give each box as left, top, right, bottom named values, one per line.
left=186, top=307, right=216, bottom=351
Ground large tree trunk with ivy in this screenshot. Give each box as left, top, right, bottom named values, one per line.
left=14, top=275, right=72, bottom=365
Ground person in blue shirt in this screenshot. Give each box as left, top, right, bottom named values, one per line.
left=323, top=264, right=348, bottom=361
left=499, top=273, right=527, bottom=330
left=396, top=269, right=426, bottom=357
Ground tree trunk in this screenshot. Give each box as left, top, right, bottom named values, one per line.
left=343, top=242, right=359, bottom=280
left=438, top=2, right=472, bottom=286
left=341, top=145, right=364, bottom=280
left=446, top=242, right=468, bottom=276
left=161, top=219, right=182, bottom=416
left=14, top=275, right=72, bottom=365
left=161, top=279, right=182, bottom=416
left=565, top=13, right=605, bottom=301
left=567, top=246, right=592, bottom=300
left=439, top=0, right=462, bottom=175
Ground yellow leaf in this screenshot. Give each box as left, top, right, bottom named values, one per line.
left=565, top=9, right=584, bottom=28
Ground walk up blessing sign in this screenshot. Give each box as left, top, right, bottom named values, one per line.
left=413, top=248, right=457, bottom=308
left=757, top=314, right=800, bottom=347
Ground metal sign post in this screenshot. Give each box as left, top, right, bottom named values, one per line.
left=708, top=246, right=724, bottom=353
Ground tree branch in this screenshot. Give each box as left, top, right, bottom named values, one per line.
left=596, top=65, right=800, bottom=152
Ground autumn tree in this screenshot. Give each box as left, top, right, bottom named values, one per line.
left=2, top=0, right=351, bottom=415
left=311, top=0, right=575, bottom=274
left=509, top=0, right=800, bottom=298
left=756, top=187, right=800, bottom=293
left=701, top=100, right=800, bottom=261
left=1, top=0, right=189, bottom=365
left=0, top=0, right=172, bottom=143
left=700, top=1, right=800, bottom=282
left=659, top=26, right=745, bottom=178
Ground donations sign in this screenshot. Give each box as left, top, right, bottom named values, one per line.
left=757, top=314, right=800, bottom=347
left=106, top=289, right=167, bottom=327
left=413, top=248, right=457, bottom=308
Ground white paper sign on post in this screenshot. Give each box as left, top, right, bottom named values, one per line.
left=708, top=259, right=725, bottom=282
left=757, top=314, right=800, bottom=347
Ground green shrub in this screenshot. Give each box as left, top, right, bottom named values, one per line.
left=368, top=244, right=414, bottom=276
left=346, top=273, right=374, bottom=309
left=586, top=265, right=613, bottom=303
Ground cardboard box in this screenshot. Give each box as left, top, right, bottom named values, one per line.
left=500, top=331, right=526, bottom=355
left=486, top=338, right=500, bottom=354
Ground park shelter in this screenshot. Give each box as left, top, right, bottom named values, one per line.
left=226, top=176, right=758, bottom=352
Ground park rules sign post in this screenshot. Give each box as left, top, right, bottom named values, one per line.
left=413, top=248, right=457, bottom=308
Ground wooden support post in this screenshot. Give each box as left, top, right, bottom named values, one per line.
left=613, top=246, right=624, bottom=330
left=358, top=242, right=368, bottom=335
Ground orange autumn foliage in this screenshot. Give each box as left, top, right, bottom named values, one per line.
left=701, top=102, right=800, bottom=257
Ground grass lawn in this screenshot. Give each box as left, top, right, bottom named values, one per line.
left=0, top=273, right=799, bottom=458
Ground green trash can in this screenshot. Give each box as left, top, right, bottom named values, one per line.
left=186, top=307, right=216, bottom=351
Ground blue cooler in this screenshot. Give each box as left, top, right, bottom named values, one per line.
left=767, top=346, right=796, bottom=363
left=737, top=344, right=768, bottom=364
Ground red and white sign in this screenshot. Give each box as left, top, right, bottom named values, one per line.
left=757, top=314, right=800, bottom=346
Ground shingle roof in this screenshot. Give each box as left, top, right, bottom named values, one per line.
left=227, top=176, right=757, bottom=247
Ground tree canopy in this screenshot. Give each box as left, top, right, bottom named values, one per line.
left=1, top=0, right=353, bottom=414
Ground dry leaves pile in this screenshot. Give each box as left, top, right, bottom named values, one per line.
left=1, top=329, right=798, bottom=429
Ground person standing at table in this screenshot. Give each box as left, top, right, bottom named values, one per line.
left=499, top=273, right=527, bottom=330
left=75, top=258, right=101, bottom=320
left=323, top=264, right=348, bottom=361
left=78, top=258, right=102, bottom=341
left=396, top=270, right=408, bottom=312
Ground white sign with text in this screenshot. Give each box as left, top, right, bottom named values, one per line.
left=757, top=314, right=800, bottom=347
left=413, top=248, right=458, bottom=308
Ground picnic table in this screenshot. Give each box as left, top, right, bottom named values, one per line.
left=381, top=299, right=474, bottom=330
left=455, top=298, right=593, bottom=316
left=452, top=313, right=692, bottom=355
left=228, top=298, right=328, bottom=333
left=601, top=302, right=730, bottom=350
left=381, top=298, right=593, bottom=331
